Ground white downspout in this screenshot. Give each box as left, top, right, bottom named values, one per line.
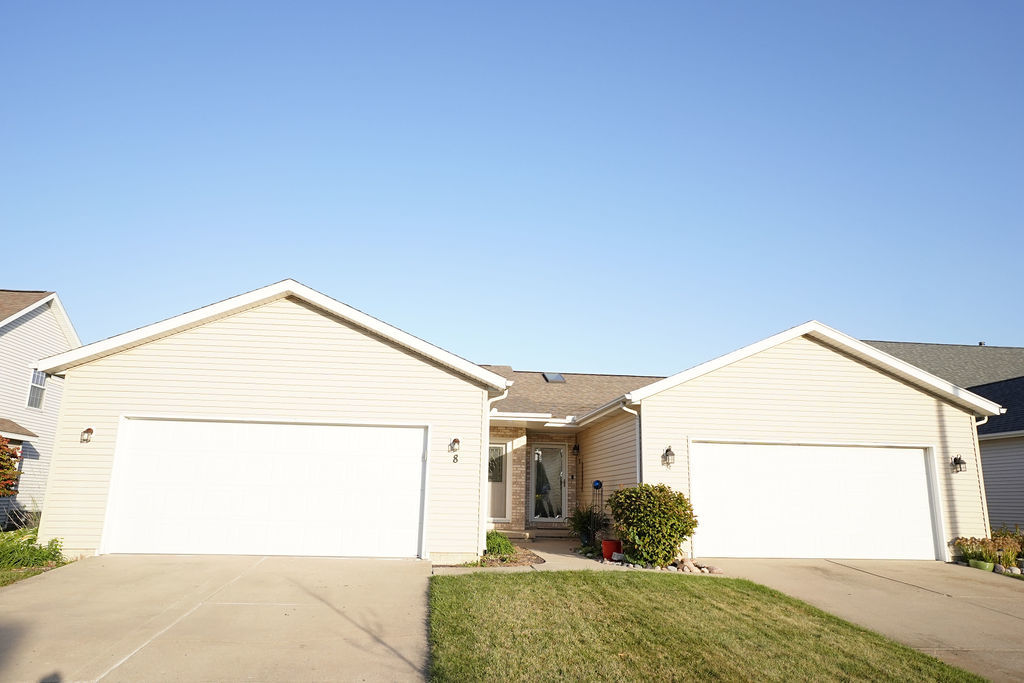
left=620, top=400, right=641, bottom=484
left=479, top=385, right=511, bottom=554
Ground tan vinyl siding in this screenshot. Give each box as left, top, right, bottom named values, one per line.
left=640, top=335, right=989, bottom=544
left=39, top=297, right=487, bottom=561
left=0, top=303, right=72, bottom=515
left=577, top=410, right=638, bottom=504
left=980, top=437, right=1024, bottom=530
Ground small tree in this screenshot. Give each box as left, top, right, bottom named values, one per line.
left=0, top=436, right=23, bottom=498
left=608, top=483, right=697, bottom=567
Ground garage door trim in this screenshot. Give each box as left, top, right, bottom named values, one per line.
left=99, top=414, right=433, bottom=559
left=686, top=437, right=948, bottom=561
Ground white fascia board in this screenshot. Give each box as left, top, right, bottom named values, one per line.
left=36, top=279, right=509, bottom=390
left=0, top=293, right=80, bottom=348
left=617, top=320, right=1003, bottom=418
left=574, top=397, right=629, bottom=427
left=489, top=411, right=554, bottom=419
left=0, top=430, right=35, bottom=441
left=979, top=430, right=1024, bottom=441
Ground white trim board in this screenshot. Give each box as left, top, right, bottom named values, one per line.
left=36, top=279, right=509, bottom=391
left=0, top=292, right=81, bottom=349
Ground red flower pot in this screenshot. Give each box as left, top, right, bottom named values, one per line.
left=602, top=539, right=622, bottom=560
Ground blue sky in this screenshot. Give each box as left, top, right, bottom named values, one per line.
left=2, top=2, right=1022, bottom=375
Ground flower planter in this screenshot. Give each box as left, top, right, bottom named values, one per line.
left=602, top=539, right=622, bottom=561
left=969, top=559, right=995, bottom=572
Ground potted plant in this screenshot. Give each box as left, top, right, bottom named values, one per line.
left=955, top=537, right=996, bottom=571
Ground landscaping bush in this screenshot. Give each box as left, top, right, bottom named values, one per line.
left=485, top=530, right=515, bottom=556
left=994, top=534, right=1021, bottom=567
left=0, top=527, right=63, bottom=569
left=954, top=537, right=1003, bottom=565
left=608, top=483, right=697, bottom=567
left=567, top=505, right=610, bottom=548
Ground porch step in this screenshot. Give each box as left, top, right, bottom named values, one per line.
left=499, top=529, right=574, bottom=540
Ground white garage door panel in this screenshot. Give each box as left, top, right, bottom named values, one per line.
left=102, top=420, right=426, bottom=558
left=690, top=443, right=939, bottom=560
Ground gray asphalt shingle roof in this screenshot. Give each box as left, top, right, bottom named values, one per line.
left=481, top=365, right=662, bottom=420
left=0, top=290, right=52, bottom=324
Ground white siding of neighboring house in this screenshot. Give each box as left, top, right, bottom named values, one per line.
left=0, top=303, right=72, bottom=519
left=577, top=410, right=638, bottom=505
left=980, top=436, right=1024, bottom=531
left=39, top=296, right=488, bottom=563
left=639, top=335, right=990, bottom=546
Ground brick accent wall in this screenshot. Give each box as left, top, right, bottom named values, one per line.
left=489, top=425, right=527, bottom=531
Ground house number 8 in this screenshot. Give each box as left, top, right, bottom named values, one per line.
left=452, top=453, right=459, bottom=463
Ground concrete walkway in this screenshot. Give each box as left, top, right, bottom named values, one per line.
left=712, top=558, right=1024, bottom=682
left=0, top=554, right=430, bottom=682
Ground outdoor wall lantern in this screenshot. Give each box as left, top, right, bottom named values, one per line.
left=80, top=427, right=94, bottom=443
left=593, top=480, right=603, bottom=490
left=663, top=446, right=676, bottom=466
left=952, top=455, right=967, bottom=473
left=572, top=444, right=580, bottom=456
left=448, top=438, right=460, bottom=453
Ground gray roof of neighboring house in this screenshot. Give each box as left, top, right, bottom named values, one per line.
left=0, top=417, right=38, bottom=439
left=0, top=290, right=52, bottom=324
left=865, top=340, right=1024, bottom=435
left=481, top=365, right=662, bottom=420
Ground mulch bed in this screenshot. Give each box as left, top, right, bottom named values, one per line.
left=478, top=544, right=545, bottom=567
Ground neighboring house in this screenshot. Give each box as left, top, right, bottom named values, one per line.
left=36, top=280, right=1000, bottom=563
left=866, top=341, right=1024, bottom=531
left=0, top=290, right=80, bottom=524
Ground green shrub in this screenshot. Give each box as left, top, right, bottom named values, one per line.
left=485, top=530, right=515, bottom=556
left=608, top=483, right=697, bottom=567
left=954, top=537, right=1003, bottom=564
left=566, top=506, right=610, bottom=548
left=0, top=528, right=63, bottom=569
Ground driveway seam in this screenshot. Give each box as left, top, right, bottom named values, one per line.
left=93, top=556, right=268, bottom=681
left=825, top=560, right=952, bottom=596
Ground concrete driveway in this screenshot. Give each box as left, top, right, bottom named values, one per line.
left=0, top=554, right=430, bottom=682
left=713, top=558, right=1024, bottom=682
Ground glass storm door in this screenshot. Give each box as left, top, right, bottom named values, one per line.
left=489, top=445, right=507, bottom=520
left=532, top=445, right=566, bottom=521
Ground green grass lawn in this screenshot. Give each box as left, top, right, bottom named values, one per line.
left=0, top=567, right=46, bottom=587
left=430, top=571, right=980, bottom=682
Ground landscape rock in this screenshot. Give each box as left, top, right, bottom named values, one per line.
left=666, top=565, right=678, bottom=572
left=709, top=567, right=724, bottom=575
left=700, top=567, right=710, bottom=574
left=611, top=552, right=625, bottom=562
left=683, top=559, right=698, bottom=573
left=995, top=564, right=1006, bottom=574
left=1011, top=567, right=1022, bottom=575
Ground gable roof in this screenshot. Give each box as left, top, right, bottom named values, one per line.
left=36, top=279, right=510, bottom=391
left=0, top=417, right=37, bottom=441
left=0, top=290, right=81, bottom=348
left=575, top=321, right=1004, bottom=425
left=482, top=366, right=662, bottom=420
left=865, top=340, right=1024, bottom=436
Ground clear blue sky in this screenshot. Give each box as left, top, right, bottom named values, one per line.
left=2, top=2, right=1022, bottom=375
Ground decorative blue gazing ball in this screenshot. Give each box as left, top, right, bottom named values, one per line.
left=592, top=480, right=603, bottom=490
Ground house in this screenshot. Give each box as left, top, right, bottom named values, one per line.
left=0, top=290, right=80, bottom=525
left=35, top=280, right=1000, bottom=563
left=866, top=341, right=1024, bottom=531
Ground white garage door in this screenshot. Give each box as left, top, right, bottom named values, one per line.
left=101, top=419, right=426, bottom=558
left=689, top=442, right=940, bottom=560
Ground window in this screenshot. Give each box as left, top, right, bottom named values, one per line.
left=488, top=446, right=505, bottom=483
left=27, top=370, right=46, bottom=409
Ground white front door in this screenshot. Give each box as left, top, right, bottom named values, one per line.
left=688, top=442, right=941, bottom=559
left=531, top=445, right=566, bottom=521
left=101, top=418, right=427, bottom=558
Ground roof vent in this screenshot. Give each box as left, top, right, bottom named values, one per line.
left=542, top=372, right=565, bottom=383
